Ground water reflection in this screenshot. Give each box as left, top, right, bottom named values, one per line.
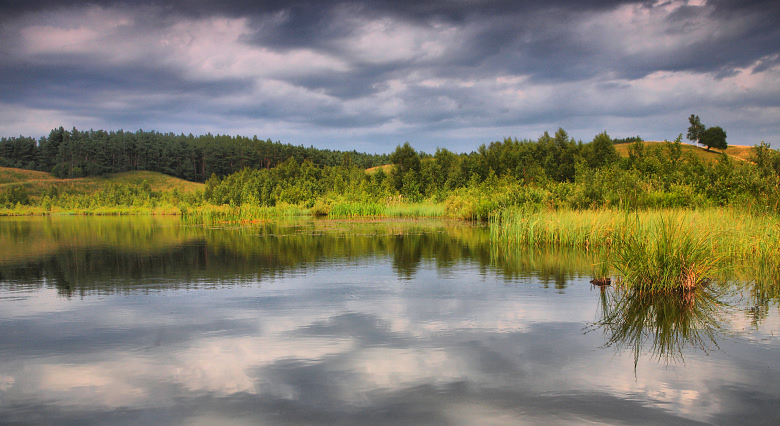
left=594, top=284, right=727, bottom=366
left=0, top=217, right=598, bottom=295
left=1, top=217, right=780, bottom=424
left=743, top=270, right=780, bottom=328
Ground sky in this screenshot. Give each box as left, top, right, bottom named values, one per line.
left=1, top=0, right=778, bottom=154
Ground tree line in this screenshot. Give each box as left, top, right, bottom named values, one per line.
left=4, top=122, right=780, bottom=217
left=201, top=128, right=780, bottom=216
left=0, top=127, right=390, bottom=182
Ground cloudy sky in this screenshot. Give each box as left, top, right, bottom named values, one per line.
left=1, top=0, right=778, bottom=153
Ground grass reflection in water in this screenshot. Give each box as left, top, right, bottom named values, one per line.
left=593, top=283, right=727, bottom=368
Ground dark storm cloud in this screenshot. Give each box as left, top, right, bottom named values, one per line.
left=1, top=0, right=778, bottom=150
left=0, top=0, right=638, bottom=20
left=0, top=63, right=250, bottom=106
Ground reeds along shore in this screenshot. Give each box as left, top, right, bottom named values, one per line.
left=489, top=207, right=780, bottom=291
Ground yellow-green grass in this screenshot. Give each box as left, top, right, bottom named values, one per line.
left=182, top=204, right=310, bottom=225
left=614, top=141, right=756, bottom=163
left=184, top=201, right=445, bottom=223
left=0, top=167, right=54, bottom=184
left=325, top=201, right=444, bottom=218
left=385, top=202, right=445, bottom=218
left=612, top=219, right=720, bottom=292
left=0, top=204, right=185, bottom=217
left=490, top=207, right=780, bottom=288
left=0, top=167, right=203, bottom=200
left=365, top=164, right=394, bottom=175
left=103, top=171, right=203, bottom=193
left=723, top=145, right=757, bottom=162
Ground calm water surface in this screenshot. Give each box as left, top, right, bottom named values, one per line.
left=1, top=216, right=779, bottom=425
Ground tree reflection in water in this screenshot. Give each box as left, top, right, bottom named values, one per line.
left=593, top=284, right=728, bottom=368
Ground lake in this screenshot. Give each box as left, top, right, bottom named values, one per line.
left=1, top=216, right=779, bottom=424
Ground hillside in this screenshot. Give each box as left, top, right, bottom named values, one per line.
left=614, top=141, right=756, bottom=163
left=0, top=168, right=203, bottom=200
left=365, top=164, right=394, bottom=175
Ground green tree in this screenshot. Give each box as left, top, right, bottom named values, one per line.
left=433, top=148, right=457, bottom=190
left=390, top=142, right=421, bottom=192
left=0, top=185, right=30, bottom=207
left=544, top=128, right=580, bottom=182
left=752, top=141, right=780, bottom=178
left=687, top=114, right=705, bottom=145
left=699, top=126, right=727, bottom=151
left=583, top=131, right=619, bottom=169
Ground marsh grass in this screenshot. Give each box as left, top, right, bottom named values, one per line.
left=328, top=202, right=386, bottom=218
left=326, top=202, right=444, bottom=218
left=385, top=203, right=444, bottom=218
left=183, top=204, right=308, bottom=224
left=489, top=208, right=632, bottom=249
left=613, top=218, right=720, bottom=292
left=490, top=207, right=780, bottom=290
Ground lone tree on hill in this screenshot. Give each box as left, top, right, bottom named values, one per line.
left=687, top=114, right=705, bottom=145
left=687, top=114, right=727, bottom=151
left=699, top=126, right=728, bottom=151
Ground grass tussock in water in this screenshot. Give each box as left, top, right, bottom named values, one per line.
left=613, top=219, right=719, bottom=292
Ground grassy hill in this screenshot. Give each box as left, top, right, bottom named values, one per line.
left=0, top=168, right=203, bottom=200
left=366, top=164, right=394, bottom=175
left=614, top=141, right=756, bottom=163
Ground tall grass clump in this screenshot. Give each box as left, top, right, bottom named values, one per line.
left=613, top=218, right=720, bottom=293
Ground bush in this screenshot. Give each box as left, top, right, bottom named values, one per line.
left=0, top=185, right=30, bottom=207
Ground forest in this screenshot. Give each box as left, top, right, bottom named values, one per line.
left=0, top=127, right=389, bottom=181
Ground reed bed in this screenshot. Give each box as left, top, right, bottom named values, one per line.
left=182, top=204, right=309, bottom=224
left=327, top=202, right=445, bottom=218
left=384, top=203, right=445, bottom=218
left=182, top=201, right=445, bottom=223
left=490, top=208, right=638, bottom=250
left=327, top=202, right=386, bottom=218
left=490, top=207, right=780, bottom=290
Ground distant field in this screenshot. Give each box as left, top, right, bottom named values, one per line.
left=614, top=141, right=756, bottom=163
left=0, top=168, right=203, bottom=199
left=366, top=164, right=394, bottom=174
